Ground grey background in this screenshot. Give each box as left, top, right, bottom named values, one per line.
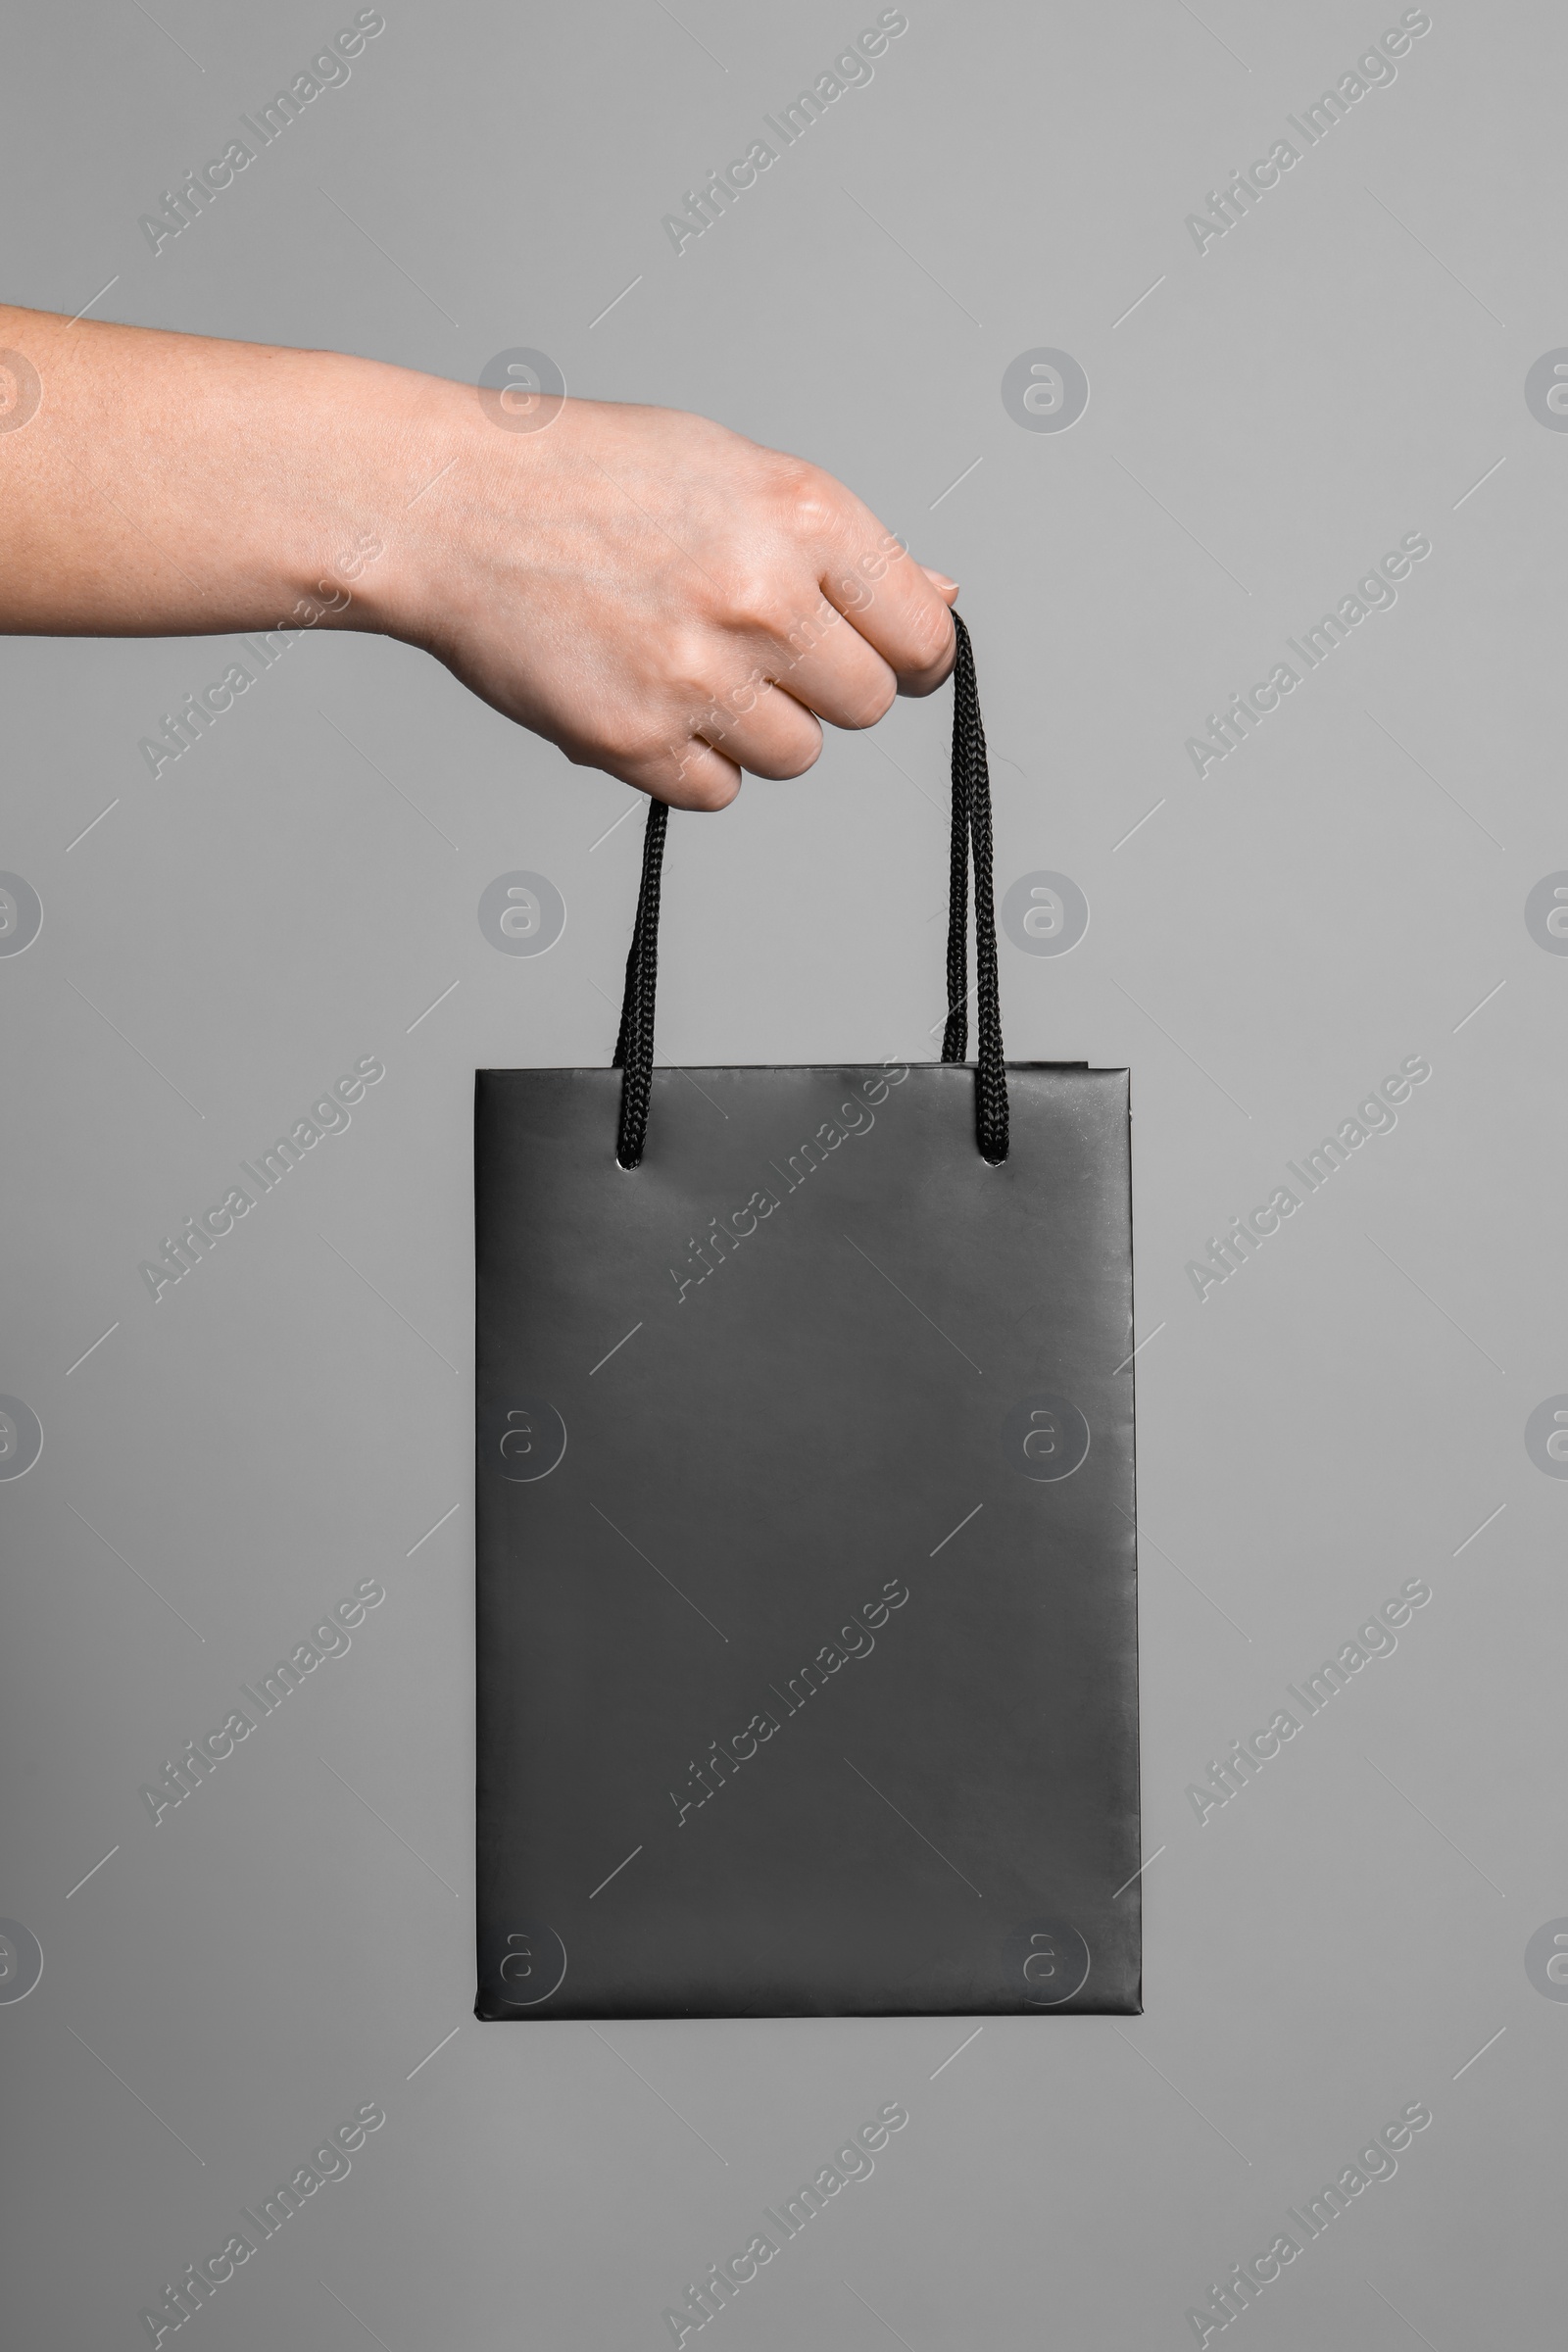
left=1, top=0, right=1561, bottom=2343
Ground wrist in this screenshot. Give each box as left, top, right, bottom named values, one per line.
left=259, top=346, right=435, bottom=641
left=343, top=361, right=549, bottom=657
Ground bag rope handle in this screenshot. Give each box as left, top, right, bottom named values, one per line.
left=612, top=611, right=1008, bottom=1168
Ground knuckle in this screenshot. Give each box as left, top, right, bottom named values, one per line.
left=660, top=629, right=719, bottom=713
left=771, top=458, right=843, bottom=546
left=720, top=567, right=794, bottom=642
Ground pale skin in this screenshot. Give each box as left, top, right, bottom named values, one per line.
left=0, top=305, right=959, bottom=811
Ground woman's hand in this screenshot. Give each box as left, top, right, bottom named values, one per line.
left=0, top=306, right=957, bottom=808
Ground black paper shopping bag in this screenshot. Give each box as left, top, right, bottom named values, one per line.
left=475, top=620, right=1141, bottom=2018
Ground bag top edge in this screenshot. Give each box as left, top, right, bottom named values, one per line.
left=475, top=1060, right=1124, bottom=1077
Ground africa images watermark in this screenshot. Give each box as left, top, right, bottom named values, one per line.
left=1184, top=533, right=1432, bottom=781
left=662, top=10, right=908, bottom=255
left=668, top=1574, right=909, bottom=1827
left=665, top=530, right=915, bottom=790
left=1184, top=2102, right=1432, bottom=2344
left=1184, top=1573, right=1432, bottom=1827
left=138, top=11, right=387, bottom=255
left=138, top=2099, right=387, bottom=2346
left=1185, top=11, right=1433, bottom=256
left=137, top=534, right=384, bottom=780
left=139, top=1577, right=386, bottom=1825
left=137, top=1055, right=385, bottom=1302
left=1184, top=1054, right=1431, bottom=1302
left=666, top=1063, right=908, bottom=1303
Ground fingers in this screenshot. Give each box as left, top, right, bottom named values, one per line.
left=711, top=536, right=954, bottom=741
left=652, top=737, right=742, bottom=812
left=591, top=730, right=739, bottom=812
left=759, top=602, right=899, bottom=735
left=789, top=475, right=956, bottom=694
left=609, top=556, right=951, bottom=807
left=820, top=542, right=956, bottom=696
left=652, top=664, right=826, bottom=801
left=700, top=673, right=824, bottom=779
left=502, top=422, right=964, bottom=811
left=564, top=664, right=826, bottom=810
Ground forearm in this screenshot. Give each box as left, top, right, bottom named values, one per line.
left=0, top=304, right=426, bottom=638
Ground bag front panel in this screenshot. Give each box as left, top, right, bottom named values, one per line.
left=475, top=1061, right=1139, bottom=2017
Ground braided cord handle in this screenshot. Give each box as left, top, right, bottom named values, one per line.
left=610, top=797, right=667, bottom=1168
left=938, top=613, right=1008, bottom=1161
left=612, top=614, right=1008, bottom=1167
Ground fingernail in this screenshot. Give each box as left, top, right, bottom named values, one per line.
left=921, top=566, right=959, bottom=593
